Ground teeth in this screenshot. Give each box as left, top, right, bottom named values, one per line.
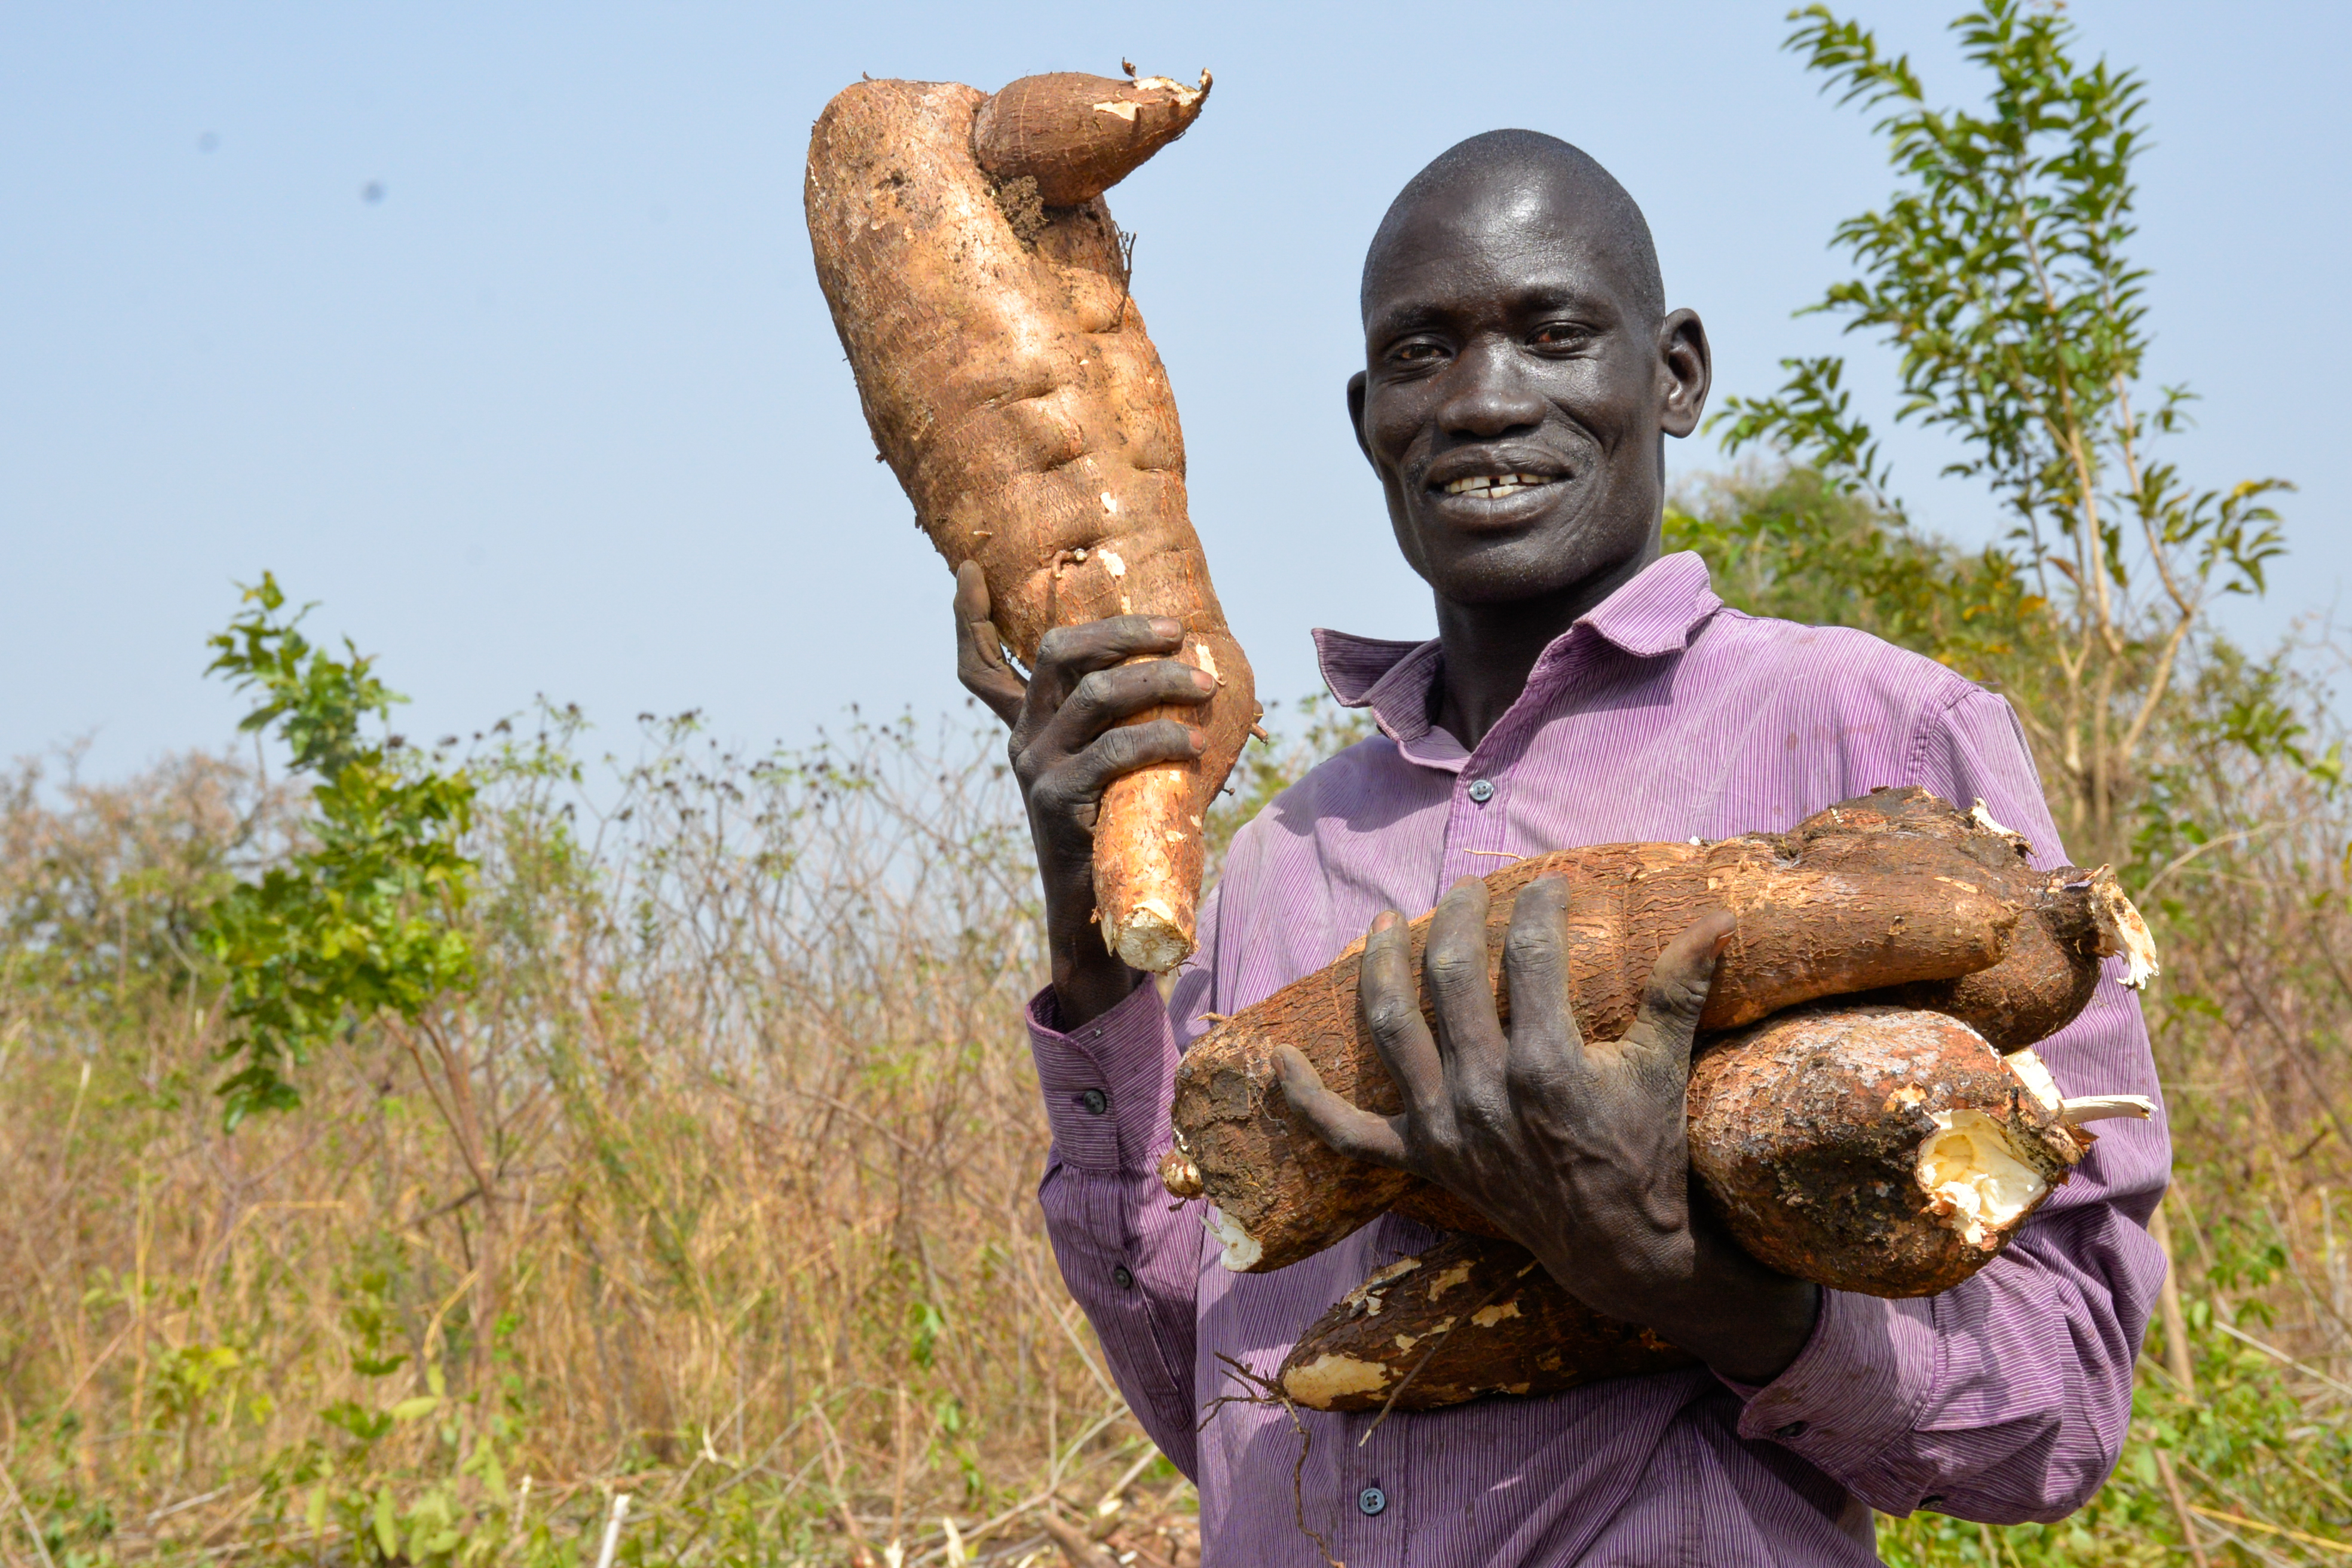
left=1443, top=473, right=1553, bottom=497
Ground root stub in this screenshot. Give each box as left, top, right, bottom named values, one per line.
left=973, top=70, right=1211, bottom=207
left=1172, top=788, right=2149, bottom=1272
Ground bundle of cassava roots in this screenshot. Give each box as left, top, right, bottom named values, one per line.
left=806, top=64, right=1255, bottom=973
left=1159, top=787, right=2161, bottom=1413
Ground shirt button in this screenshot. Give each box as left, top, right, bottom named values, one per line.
left=1111, top=1264, right=1135, bottom=1290
left=1466, top=777, right=1495, bottom=803
left=1775, top=1421, right=1809, bottom=1440
left=1358, top=1486, right=1387, bottom=1517
left=1081, top=1088, right=1109, bottom=1116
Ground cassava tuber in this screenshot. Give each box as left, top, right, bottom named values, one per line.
left=1276, top=1233, right=1692, bottom=1414
left=1168, top=789, right=2155, bottom=1273
left=806, top=68, right=1253, bottom=972
left=1683, top=1003, right=2145, bottom=1296
left=1281, top=1007, right=2152, bottom=1412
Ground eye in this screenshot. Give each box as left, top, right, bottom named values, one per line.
left=1392, top=340, right=1446, bottom=363
left=1529, top=322, right=1592, bottom=350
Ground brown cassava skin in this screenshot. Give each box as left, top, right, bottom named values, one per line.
left=1174, top=794, right=2035, bottom=1268
left=1276, top=1233, right=1692, bottom=1414
left=1285, top=1009, right=2085, bottom=1414
left=1171, top=789, right=2133, bottom=1265
left=806, top=75, right=1254, bottom=972
left=973, top=71, right=1211, bottom=207
left=1826, top=788, right=2119, bottom=1048
left=1685, top=1004, right=2087, bottom=1297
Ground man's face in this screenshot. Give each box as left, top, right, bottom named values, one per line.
left=1348, top=173, right=1708, bottom=608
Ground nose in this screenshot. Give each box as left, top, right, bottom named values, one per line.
left=1436, top=335, right=1545, bottom=440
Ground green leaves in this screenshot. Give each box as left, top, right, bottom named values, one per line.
left=1719, top=4, right=2295, bottom=852
left=206, top=573, right=402, bottom=779
left=1735, top=1, right=2156, bottom=544
left=201, top=575, right=479, bottom=1126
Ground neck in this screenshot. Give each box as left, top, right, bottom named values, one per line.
left=1429, top=538, right=1658, bottom=750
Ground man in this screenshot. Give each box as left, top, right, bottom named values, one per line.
left=951, top=131, right=2165, bottom=1565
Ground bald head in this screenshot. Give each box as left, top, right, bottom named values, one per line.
left=1362, top=130, right=1663, bottom=330
left=1345, top=127, right=1707, bottom=630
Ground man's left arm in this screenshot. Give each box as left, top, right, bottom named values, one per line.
left=1732, top=685, right=2169, bottom=1521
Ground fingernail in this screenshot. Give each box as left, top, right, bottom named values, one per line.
left=1152, top=617, right=1184, bottom=638
left=1187, top=728, right=1207, bottom=752
left=1191, top=669, right=1217, bottom=692
left=1371, top=911, right=1401, bottom=933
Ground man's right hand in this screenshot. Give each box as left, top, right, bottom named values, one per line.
left=953, top=561, right=1216, bottom=1028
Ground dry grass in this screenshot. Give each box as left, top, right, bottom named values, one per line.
left=1, top=660, right=2347, bottom=1564
left=0, top=714, right=1186, bottom=1565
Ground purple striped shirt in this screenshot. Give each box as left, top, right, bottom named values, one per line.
left=1028, top=552, right=2166, bottom=1566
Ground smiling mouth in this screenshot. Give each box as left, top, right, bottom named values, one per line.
left=1437, top=472, right=1558, bottom=500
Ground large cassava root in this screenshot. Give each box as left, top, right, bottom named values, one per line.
left=1279, top=1007, right=2152, bottom=1411
left=1169, top=788, right=2154, bottom=1274
left=1684, top=1004, right=2102, bottom=1294
left=1277, top=1233, right=1692, bottom=1413
left=806, top=67, right=1252, bottom=972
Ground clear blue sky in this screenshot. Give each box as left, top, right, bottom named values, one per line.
left=5, top=2, right=2342, bottom=779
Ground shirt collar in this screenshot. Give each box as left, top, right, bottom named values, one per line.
left=1312, top=551, right=1722, bottom=745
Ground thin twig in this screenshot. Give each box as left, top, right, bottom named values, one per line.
left=0, top=1459, right=57, bottom=1568
left=592, top=1492, right=632, bottom=1568
left=2213, top=1318, right=2352, bottom=1399
left=2152, top=1448, right=2211, bottom=1568
left=2184, top=1502, right=2350, bottom=1557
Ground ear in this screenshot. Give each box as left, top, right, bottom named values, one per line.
left=1346, top=370, right=1376, bottom=467
left=1656, top=309, right=1711, bottom=439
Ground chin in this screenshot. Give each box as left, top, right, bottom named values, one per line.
left=1410, top=516, right=1649, bottom=608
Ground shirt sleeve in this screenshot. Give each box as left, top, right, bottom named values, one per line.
left=1732, top=684, right=2170, bottom=1523
left=1027, top=898, right=1220, bottom=1480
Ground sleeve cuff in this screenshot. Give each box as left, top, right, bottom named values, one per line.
left=1025, top=979, right=1179, bottom=1175
left=1729, top=1288, right=1937, bottom=1483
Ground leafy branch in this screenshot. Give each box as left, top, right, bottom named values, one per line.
left=1714, top=1, right=2292, bottom=852
left=201, top=574, right=479, bottom=1126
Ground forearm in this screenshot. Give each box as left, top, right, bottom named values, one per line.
left=1034, top=834, right=1149, bottom=1028
left=1731, top=979, right=2167, bottom=1520
left=1047, top=916, right=1148, bottom=1030
left=1735, top=1200, right=2158, bottom=1521
left=1027, top=980, right=1203, bottom=1475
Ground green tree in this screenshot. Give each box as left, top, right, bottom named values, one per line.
left=202, top=574, right=479, bottom=1126
left=1714, top=0, right=2290, bottom=858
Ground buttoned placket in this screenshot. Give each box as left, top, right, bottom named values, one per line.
left=1430, top=627, right=1613, bottom=891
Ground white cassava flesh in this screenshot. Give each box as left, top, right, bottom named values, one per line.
left=2084, top=867, right=2161, bottom=988
left=1108, top=898, right=1190, bottom=975
left=2005, top=1045, right=2157, bottom=1125
left=2004, top=1046, right=2065, bottom=1112
left=1203, top=1206, right=1261, bottom=1270
left=2060, top=1094, right=2158, bottom=1125
left=1917, top=1110, right=2050, bottom=1248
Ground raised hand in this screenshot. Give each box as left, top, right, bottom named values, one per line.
left=953, top=561, right=1215, bottom=1026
